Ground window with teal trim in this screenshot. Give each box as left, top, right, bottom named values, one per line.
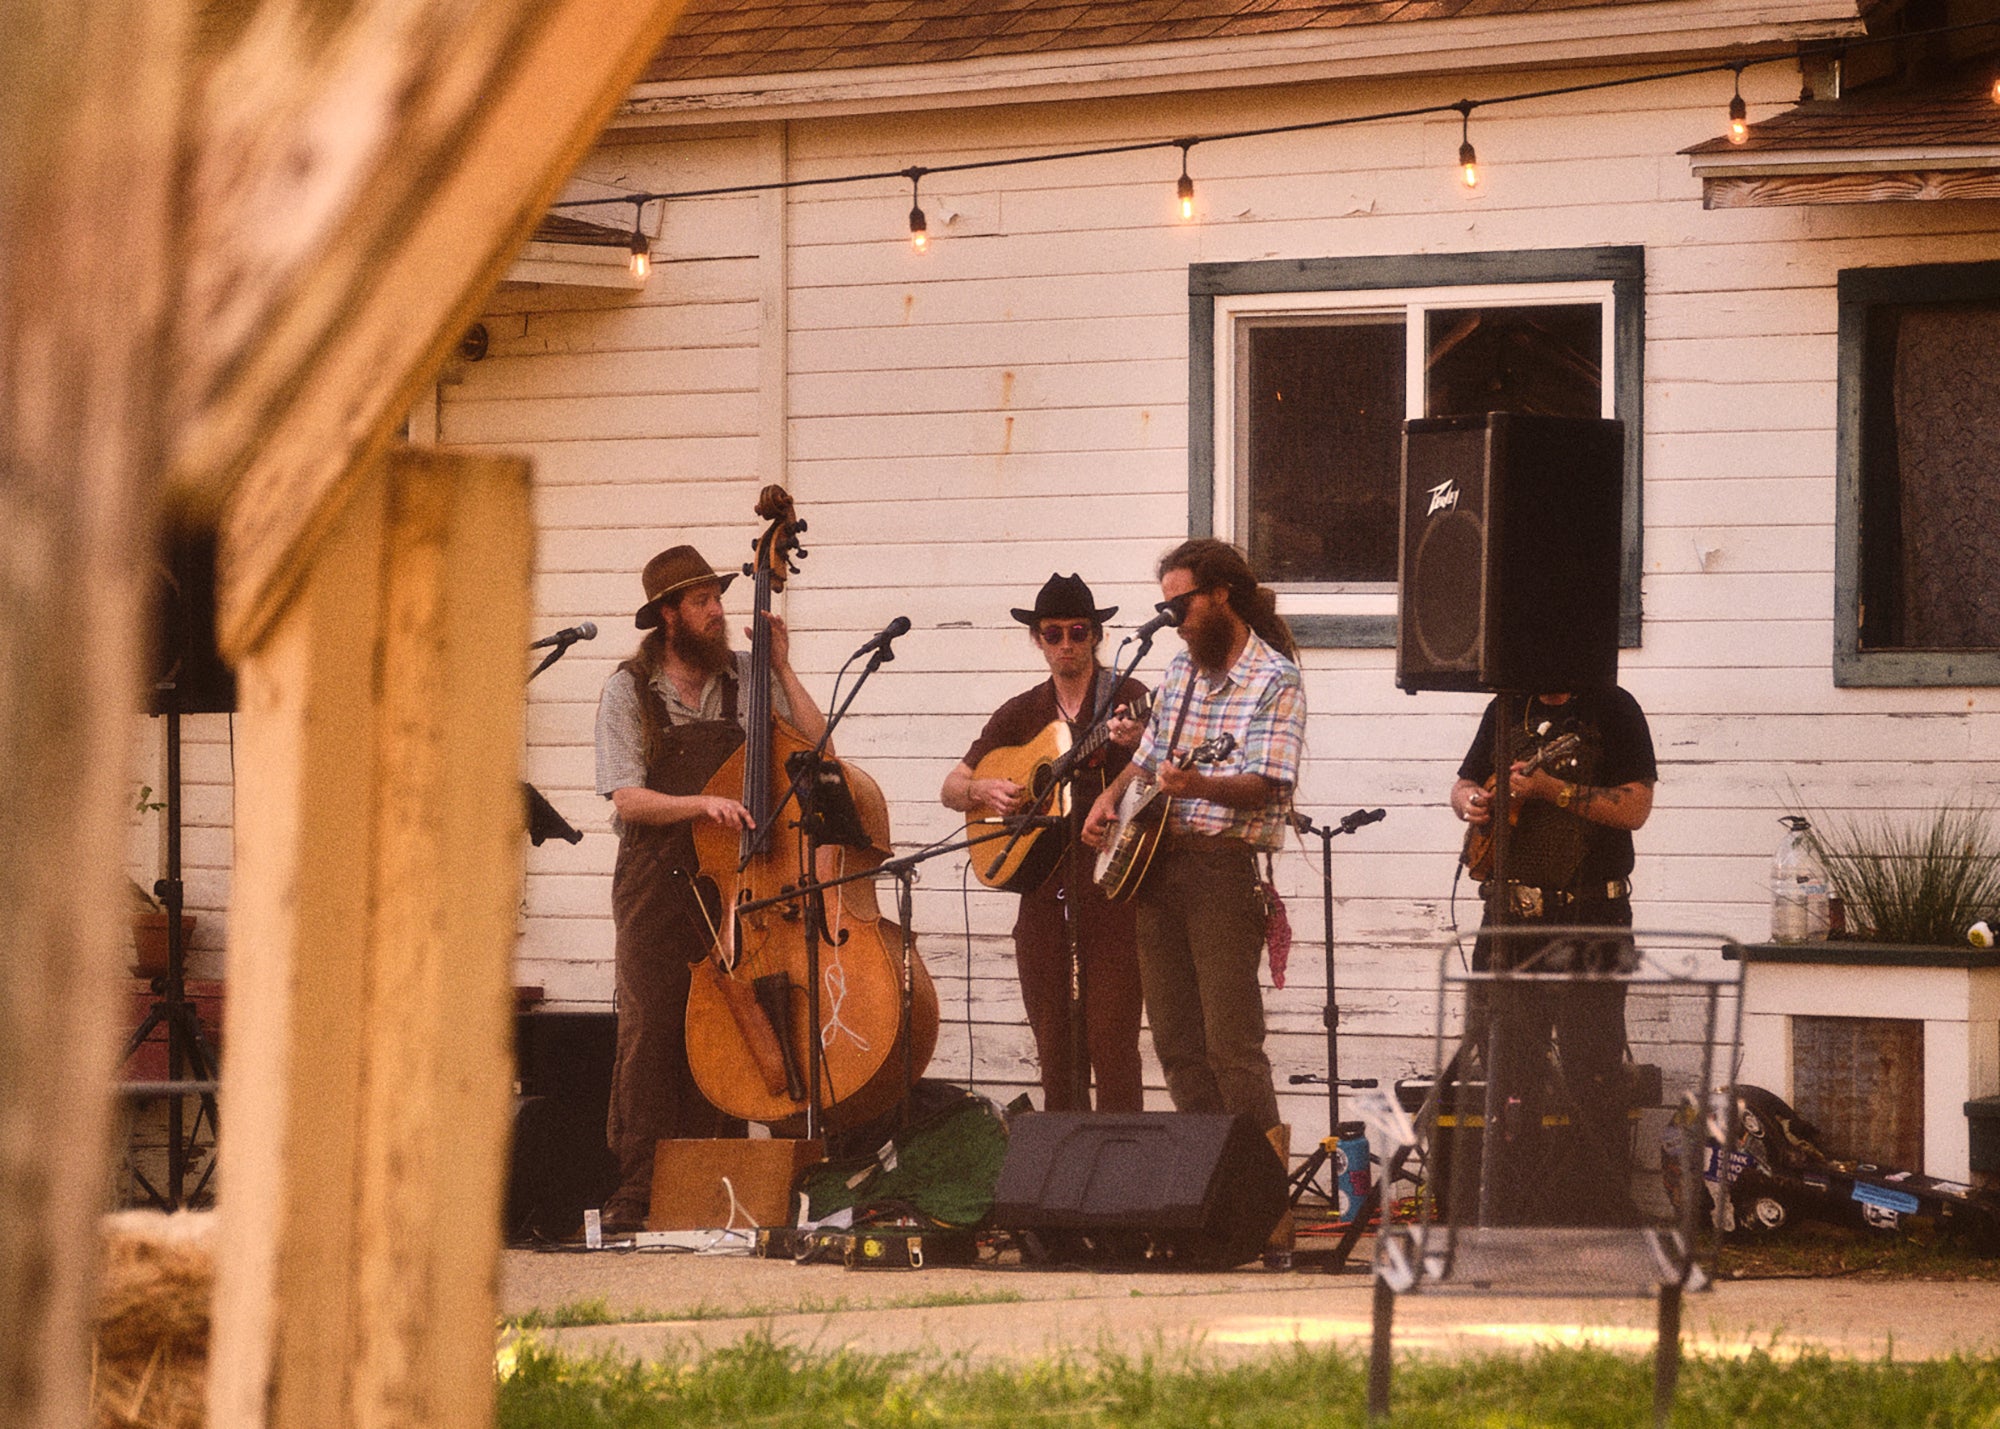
left=1837, top=261, right=2000, bottom=686
left=1189, top=248, right=1645, bottom=650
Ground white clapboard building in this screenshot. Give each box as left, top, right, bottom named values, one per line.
left=149, top=0, right=2000, bottom=1140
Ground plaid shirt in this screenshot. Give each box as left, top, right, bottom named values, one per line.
left=1134, top=631, right=1305, bottom=851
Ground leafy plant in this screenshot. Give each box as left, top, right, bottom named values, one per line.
left=1802, top=799, right=2000, bottom=946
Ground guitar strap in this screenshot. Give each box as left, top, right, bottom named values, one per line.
left=1163, top=674, right=1198, bottom=762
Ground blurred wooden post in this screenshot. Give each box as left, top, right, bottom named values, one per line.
left=0, top=5, right=182, bottom=1428
left=209, top=447, right=530, bottom=1428
left=4, top=0, right=688, bottom=1421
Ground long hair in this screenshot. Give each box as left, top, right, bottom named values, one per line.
left=1156, top=538, right=1298, bottom=663
left=618, top=626, right=670, bottom=770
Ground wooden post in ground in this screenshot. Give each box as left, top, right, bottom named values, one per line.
left=5, top=0, right=689, bottom=1421
left=208, top=447, right=530, bottom=1428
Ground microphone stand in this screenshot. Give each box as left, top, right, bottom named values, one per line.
left=1283, top=807, right=1386, bottom=1215
left=523, top=628, right=585, bottom=844
left=1058, top=626, right=1164, bottom=1112
left=741, top=630, right=901, bottom=1143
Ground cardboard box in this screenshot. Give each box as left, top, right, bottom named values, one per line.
left=649, top=1137, right=823, bottom=1231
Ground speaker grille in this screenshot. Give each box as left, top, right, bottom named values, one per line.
left=1411, top=510, right=1484, bottom=667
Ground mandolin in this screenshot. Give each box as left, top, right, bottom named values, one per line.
left=965, top=689, right=1153, bottom=893
left=1093, top=733, right=1237, bottom=903
left=1459, top=731, right=1582, bottom=880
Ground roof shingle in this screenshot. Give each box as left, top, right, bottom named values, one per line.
left=641, top=0, right=1661, bottom=84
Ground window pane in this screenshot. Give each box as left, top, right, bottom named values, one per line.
left=1424, top=304, right=1600, bottom=419
left=1860, top=302, right=2000, bottom=651
left=1241, top=320, right=1404, bottom=584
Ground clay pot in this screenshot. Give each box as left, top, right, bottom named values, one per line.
left=131, top=913, right=196, bottom=978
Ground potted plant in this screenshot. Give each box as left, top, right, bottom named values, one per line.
left=128, top=784, right=193, bottom=978
left=1803, top=799, right=2000, bottom=947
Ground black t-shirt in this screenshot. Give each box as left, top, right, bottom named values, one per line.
left=1456, top=687, right=1657, bottom=886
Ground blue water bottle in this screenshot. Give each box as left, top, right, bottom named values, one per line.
left=1334, top=1120, right=1372, bottom=1223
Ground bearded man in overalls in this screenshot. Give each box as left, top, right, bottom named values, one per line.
left=592, top=546, right=827, bottom=1232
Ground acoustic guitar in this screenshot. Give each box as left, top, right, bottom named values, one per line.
left=965, top=690, right=1153, bottom=893
left=1459, top=731, right=1582, bottom=880
left=1093, top=733, right=1237, bottom=903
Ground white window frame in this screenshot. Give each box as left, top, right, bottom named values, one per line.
left=1211, top=280, right=1618, bottom=624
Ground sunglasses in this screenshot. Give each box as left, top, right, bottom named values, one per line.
left=1036, top=622, right=1095, bottom=645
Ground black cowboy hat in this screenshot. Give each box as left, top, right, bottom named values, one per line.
left=1010, top=572, right=1117, bottom=626
left=634, top=545, right=736, bottom=628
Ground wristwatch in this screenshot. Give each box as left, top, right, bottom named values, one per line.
left=1555, top=781, right=1576, bottom=810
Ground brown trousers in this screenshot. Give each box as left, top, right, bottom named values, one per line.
left=1134, top=837, right=1280, bottom=1132
left=1013, top=851, right=1144, bottom=1113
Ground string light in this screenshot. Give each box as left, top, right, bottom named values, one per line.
left=1728, top=65, right=1750, bottom=144
left=905, top=167, right=929, bottom=253
left=546, top=18, right=2000, bottom=239
left=627, top=198, right=651, bottom=279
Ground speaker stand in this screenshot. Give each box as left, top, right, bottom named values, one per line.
left=122, top=698, right=221, bottom=1210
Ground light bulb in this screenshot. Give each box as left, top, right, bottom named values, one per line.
left=910, top=204, right=928, bottom=253
left=628, top=219, right=651, bottom=279
left=1990, top=75, right=2000, bottom=104
left=1729, top=93, right=1748, bottom=144
left=1178, top=172, right=1195, bottom=221
left=1459, top=139, right=1478, bottom=188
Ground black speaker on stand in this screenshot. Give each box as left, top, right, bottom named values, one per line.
left=991, top=1112, right=1286, bottom=1267
left=123, top=528, right=235, bottom=1209
left=1396, top=412, right=1624, bottom=694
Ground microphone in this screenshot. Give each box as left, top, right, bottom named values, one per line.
left=1340, top=807, right=1388, bottom=833
left=1131, top=594, right=1190, bottom=641
left=853, top=615, right=911, bottom=661
left=528, top=621, right=597, bottom=650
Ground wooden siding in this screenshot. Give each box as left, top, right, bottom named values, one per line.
left=398, top=62, right=2000, bottom=1130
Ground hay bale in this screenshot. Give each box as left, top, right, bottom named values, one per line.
left=93, top=1210, right=214, bottom=1429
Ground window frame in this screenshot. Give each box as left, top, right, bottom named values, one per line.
left=1189, top=247, right=1646, bottom=649
left=1835, top=260, right=2000, bottom=688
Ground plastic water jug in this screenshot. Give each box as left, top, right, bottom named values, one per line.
left=1771, top=815, right=1830, bottom=944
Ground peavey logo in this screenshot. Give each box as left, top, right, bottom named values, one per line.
left=1426, top=479, right=1461, bottom=517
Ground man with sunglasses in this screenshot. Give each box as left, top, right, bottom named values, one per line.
left=1082, top=539, right=1305, bottom=1139
left=941, top=574, right=1147, bottom=1112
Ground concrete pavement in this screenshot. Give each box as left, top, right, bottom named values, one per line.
left=502, top=1243, right=2000, bottom=1367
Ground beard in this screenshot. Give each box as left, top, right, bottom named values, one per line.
left=1183, top=612, right=1235, bottom=670
left=666, top=611, right=734, bottom=675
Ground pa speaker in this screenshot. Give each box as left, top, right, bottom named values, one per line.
left=1396, top=412, right=1624, bottom=694
left=990, top=1112, right=1285, bottom=1267
left=149, top=527, right=237, bottom=715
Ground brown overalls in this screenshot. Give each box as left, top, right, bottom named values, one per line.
left=605, top=668, right=745, bottom=1217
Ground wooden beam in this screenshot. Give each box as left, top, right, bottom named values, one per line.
left=176, top=0, right=690, bottom=658
left=1704, top=168, right=2000, bottom=207
left=0, top=5, right=184, bottom=1428
left=207, top=446, right=530, bottom=1429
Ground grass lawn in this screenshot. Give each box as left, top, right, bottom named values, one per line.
left=495, top=1331, right=2000, bottom=1427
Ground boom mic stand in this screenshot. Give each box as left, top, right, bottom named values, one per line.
left=745, top=621, right=906, bottom=1142
left=1054, top=619, right=1168, bottom=1112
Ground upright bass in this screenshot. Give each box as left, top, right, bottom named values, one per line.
left=683, top=487, right=938, bottom=1131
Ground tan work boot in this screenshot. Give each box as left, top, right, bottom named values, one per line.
left=1265, top=1122, right=1294, bottom=1265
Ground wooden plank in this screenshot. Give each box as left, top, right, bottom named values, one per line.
left=1705, top=170, right=2000, bottom=210
left=194, top=0, right=694, bottom=660
left=208, top=448, right=530, bottom=1429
